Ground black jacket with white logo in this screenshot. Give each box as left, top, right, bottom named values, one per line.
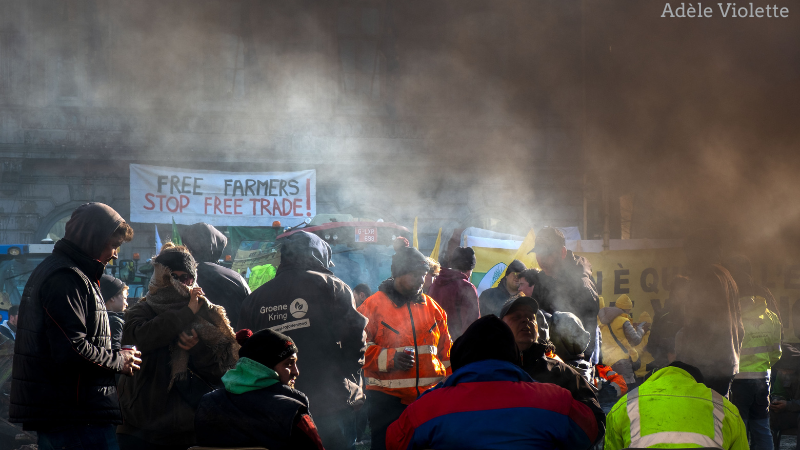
left=238, top=231, right=367, bottom=416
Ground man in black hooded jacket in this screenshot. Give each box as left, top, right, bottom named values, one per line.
left=181, top=223, right=250, bottom=330
left=11, top=202, right=142, bottom=449
left=239, top=231, right=367, bottom=450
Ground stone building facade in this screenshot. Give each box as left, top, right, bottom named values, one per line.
left=0, top=0, right=586, bottom=258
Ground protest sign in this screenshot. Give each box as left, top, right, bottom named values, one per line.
left=130, top=164, right=316, bottom=227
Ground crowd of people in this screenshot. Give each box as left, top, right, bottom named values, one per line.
left=4, top=201, right=796, bottom=450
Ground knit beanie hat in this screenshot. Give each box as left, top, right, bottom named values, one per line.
left=154, top=247, right=197, bottom=279
left=505, top=259, right=526, bottom=277
left=450, top=315, right=521, bottom=370
left=390, top=237, right=430, bottom=278
left=638, top=312, right=652, bottom=323
left=450, top=247, right=477, bottom=271
left=100, top=274, right=126, bottom=301
left=236, top=328, right=298, bottom=370
left=615, top=294, right=633, bottom=310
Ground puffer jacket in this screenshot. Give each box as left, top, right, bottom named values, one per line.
left=182, top=223, right=251, bottom=330
left=11, top=239, right=125, bottom=430
left=238, top=231, right=367, bottom=417
left=196, top=383, right=322, bottom=450
left=386, top=359, right=599, bottom=450
left=427, top=268, right=480, bottom=339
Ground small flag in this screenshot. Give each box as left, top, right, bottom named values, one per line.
left=413, top=217, right=419, bottom=249
left=172, top=217, right=183, bottom=246
left=430, top=228, right=442, bottom=261
left=154, top=224, right=163, bottom=254
left=491, top=228, right=538, bottom=289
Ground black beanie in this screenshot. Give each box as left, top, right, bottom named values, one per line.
left=505, top=259, right=526, bottom=276
left=100, top=274, right=126, bottom=301
left=450, top=247, right=477, bottom=272
left=236, top=328, right=298, bottom=370
left=155, top=248, right=197, bottom=279
left=390, top=237, right=430, bottom=277
left=450, top=315, right=521, bottom=371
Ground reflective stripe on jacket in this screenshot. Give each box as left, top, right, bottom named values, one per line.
left=359, top=291, right=452, bottom=405
left=596, top=363, right=628, bottom=396
left=605, top=366, right=748, bottom=450
left=736, top=296, right=781, bottom=379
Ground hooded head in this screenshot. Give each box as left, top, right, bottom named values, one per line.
left=182, top=223, right=227, bottom=263
left=550, top=311, right=591, bottom=357
left=63, top=202, right=126, bottom=259
left=279, top=231, right=333, bottom=272
left=451, top=315, right=521, bottom=370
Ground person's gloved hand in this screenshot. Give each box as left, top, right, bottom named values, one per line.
left=394, top=351, right=415, bottom=371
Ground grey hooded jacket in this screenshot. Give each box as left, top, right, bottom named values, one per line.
left=182, top=223, right=250, bottom=330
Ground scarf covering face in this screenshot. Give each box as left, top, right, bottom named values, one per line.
left=221, top=357, right=281, bottom=394
left=138, top=260, right=239, bottom=389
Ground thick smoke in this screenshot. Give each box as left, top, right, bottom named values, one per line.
left=5, top=0, right=800, bottom=257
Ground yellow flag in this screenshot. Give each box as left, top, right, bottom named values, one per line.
left=490, top=228, right=538, bottom=288
left=430, top=228, right=442, bottom=261
left=413, top=217, right=419, bottom=249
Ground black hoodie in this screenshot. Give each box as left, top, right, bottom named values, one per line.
left=11, top=203, right=126, bottom=430
left=238, top=231, right=367, bottom=417
left=182, top=223, right=250, bottom=330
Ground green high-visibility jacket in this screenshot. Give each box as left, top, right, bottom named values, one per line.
left=736, top=296, right=781, bottom=378
left=605, top=366, right=748, bottom=450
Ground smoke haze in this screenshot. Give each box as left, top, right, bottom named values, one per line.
left=3, top=0, right=799, bottom=259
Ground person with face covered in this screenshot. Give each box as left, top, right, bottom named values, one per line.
left=195, top=328, right=324, bottom=450
left=358, top=237, right=453, bottom=450
left=180, top=223, right=250, bottom=330
left=11, top=202, right=141, bottom=450
left=239, top=230, right=367, bottom=450
left=116, top=243, right=239, bottom=450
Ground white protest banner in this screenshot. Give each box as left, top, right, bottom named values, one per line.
left=130, top=164, right=316, bottom=227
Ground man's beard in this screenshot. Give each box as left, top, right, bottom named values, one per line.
left=396, top=284, right=421, bottom=298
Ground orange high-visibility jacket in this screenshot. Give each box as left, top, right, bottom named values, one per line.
left=358, top=291, right=453, bottom=405
left=596, top=363, right=628, bottom=396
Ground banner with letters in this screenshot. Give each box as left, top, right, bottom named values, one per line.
left=130, top=164, right=316, bottom=227
left=470, top=242, right=800, bottom=339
